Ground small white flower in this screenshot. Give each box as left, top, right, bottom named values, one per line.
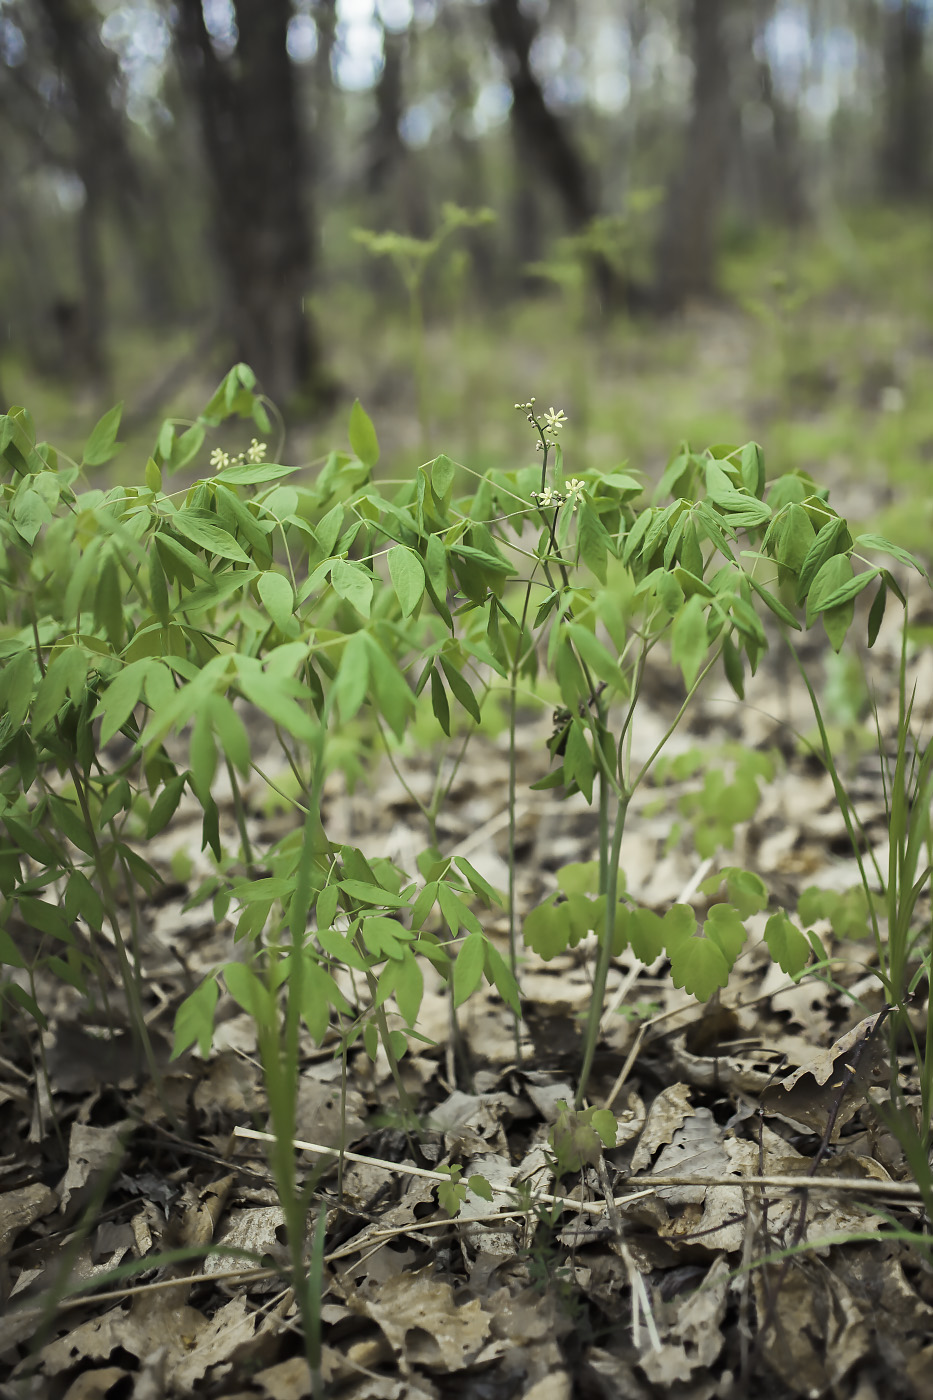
left=209, top=448, right=230, bottom=469
left=533, top=487, right=565, bottom=508
left=542, top=407, right=568, bottom=434
left=565, top=478, right=585, bottom=494
left=247, top=438, right=267, bottom=462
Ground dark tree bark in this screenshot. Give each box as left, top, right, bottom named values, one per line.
left=309, top=0, right=338, bottom=190
left=654, top=0, right=735, bottom=311
left=32, top=0, right=122, bottom=386
left=174, top=0, right=328, bottom=409
left=487, top=0, right=598, bottom=237
left=36, top=0, right=180, bottom=346
left=881, top=1, right=929, bottom=200
left=755, top=53, right=808, bottom=227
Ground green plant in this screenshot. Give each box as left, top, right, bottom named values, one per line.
left=790, top=621, right=933, bottom=1219
left=1, top=364, right=927, bottom=1295
left=353, top=203, right=496, bottom=452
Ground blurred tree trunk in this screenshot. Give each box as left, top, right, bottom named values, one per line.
left=881, top=1, right=929, bottom=199
left=309, top=0, right=337, bottom=189
left=36, top=0, right=180, bottom=344
left=755, top=53, right=808, bottom=226
left=33, top=0, right=117, bottom=388
left=487, top=0, right=617, bottom=306
left=174, top=0, right=328, bottom=409
left=366, top=22, right=430, bottom=238
left=654, top=0, right=734, bottom=311
left=487, top=0, right=597, bottom=235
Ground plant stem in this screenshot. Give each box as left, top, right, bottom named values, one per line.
left=226, top=760, right=257, bottom=872
left=576, top=790, right=629, bottom=1109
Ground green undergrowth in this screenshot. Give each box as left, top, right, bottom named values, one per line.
left=2, top=361, right=933, bottom=1360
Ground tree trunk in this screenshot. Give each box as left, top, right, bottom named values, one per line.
left=36, top=0, right=180, bottom=335
left=174, top=0, right=328, bottom=409
left=487, top=0, right=598, bottom=236
left=881, top=1, right=929, bottom=200
left=654, top=0, right=734, bottom=311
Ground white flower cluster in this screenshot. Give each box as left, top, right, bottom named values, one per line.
left=209, top=438, right=267, bottom=471
left=532, top=485, right=563, bottom=508
left=514, top=398, right=568, bottom=444
left=532, top=479, right=585, bottom=511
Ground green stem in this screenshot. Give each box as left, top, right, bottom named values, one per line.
left=576, top=790, right=629, bottom=1109
left=226, top=760, right=257, bottom=872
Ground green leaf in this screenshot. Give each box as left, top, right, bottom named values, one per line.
left=453, top=932, right=485, bottom=1007
left=81, top=403, right=123, bottom=466
left=331, top=559, right=373, bottom=617
left=367, top=639, right=413, bottom=740
left=147, top=773, right=187, bottom=838
left=524, top=896, right=570, bottom=960
left=764, top=911, right=811, bottom=977
left=97, top=659, right=152, bottom=747
left=334, top=631, right=370, bottom=725
left=429, top=666, right=451, bottom=736
left=258, top=571, right=295, bottom=632
left=393, top=950, right=423, bottom=1026
left=796, top=515, right=849, bottom=603
left=823, top=598, right=854, bottom=653
left=671, top=593, right=708, bottom=690
left=854, top=533, right=926, bottom=576
left=721, top=632, right=744, bottom=698
left=0, top=650, right=35, bottom=728
left=169, top=424, right=205, bottom=472
left=739, top=442, right=765, bottom=498
left=149, top=545, right=170, bottom=624
left=388, top=546, right=426, bottom=618
left=216, top=459, right=298, bottom=485
left=95, top=554, right=124, bottom=650
left=550, top=1101, right=606, bottom=1174
left=339, top=878, right=408, bottom=908
left=18, top=895, right=74, bottom=944
left=668, top=935, right=730, bottom=1001
left=868, top=579, right=887, bottom=647
left=156, top=531, right=215, bottom=584
left=235, top=670, right=318, bottom=744
left=172, top=977, right=219, bottom=1058
left=745, top=574, right=801, bottom=629
left=224, top=961, right=274, bottom=1022
left=173, top=509, right=250, bottom=562
left=454, top=857, right=502, bottom=907
left=467, top=1175, right=494, bottom=1202
left=564, top=720, right=594, bottom=803
left=439, top=656, right=481, bottom=723
left=703, top=903, right=746, bottom=964
left=484, top=940, right=521, bottom=1015
left=700, top=867, right=768, bottom=918
left=32, top=647, right=90, bottom=733
left=348, top=399, right=379, bottom=468
left=362, top=914, right=406, bottom=961
left=209, top=694, right=250, bottom=776
left=577, top=503, right=609, bottom=582
left=809, top=565, right=878, bottom=616
left=566, top=623, right=622, bottom=689
left=189, top=706, right=217, bottom=803
left=430, top=454, right=456, bottom=504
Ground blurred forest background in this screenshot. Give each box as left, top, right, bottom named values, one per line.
left=2, top=0, right=933, bottom=551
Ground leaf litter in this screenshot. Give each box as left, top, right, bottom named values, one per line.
left=1, top=590, right=933, bottom=1399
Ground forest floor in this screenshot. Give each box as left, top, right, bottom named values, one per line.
left=2, top=556, right=933, bottom=1399
left=4, top=244, right=933, bottom=1396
